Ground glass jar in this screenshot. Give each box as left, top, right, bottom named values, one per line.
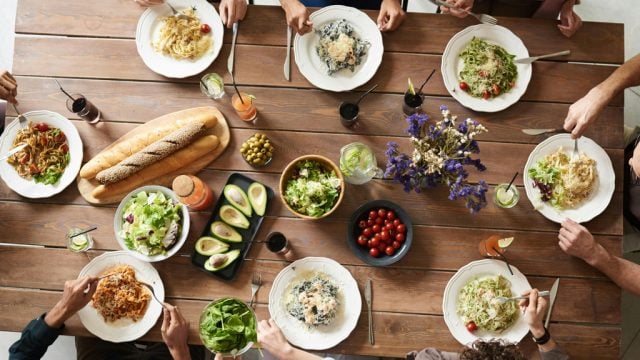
left=172, top=175, right=215, bottom=211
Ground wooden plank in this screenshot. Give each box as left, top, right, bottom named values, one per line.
left=11, top=76, right=625, bottom=148
left=0, top=287, right=620, bottom=358
left=0, top=247, right=620, bottom=325
left=12, top=37, right=624, bottom=106
left=16, top=2, right=624, bottom=64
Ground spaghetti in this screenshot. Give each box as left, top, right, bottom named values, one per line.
left=92, top=265, right=150, bottom=322
left=153, top=7, right=211, bottom=60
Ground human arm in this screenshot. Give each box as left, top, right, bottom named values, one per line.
left=9, top=277, right=98, bottom=360
left=280, top=0, right=312, bottom=35
left=557, top=0, right=582, bottom=38
left=377, top=0, right=405, bottom=32
left=564, top=54, right=640, bottom=138
left=559, top=219, right=640, bottom=296
left=0, top=70, right=18, bottom=104
left=219, top=0, right=248, bottom=28
left=257, top=319, right=323, bottom=360
left=134, top=0, right=164, bottom=6
left=161, top=303, right=191, bottom=360
left=439, top=0, right=474, bottom=18
left=518, top=289, right=563, bottom=355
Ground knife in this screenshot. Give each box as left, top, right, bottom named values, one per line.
left=515, top=50, right=571, bottom=64
left=227, top=22, right=239, bottom=77
left=284, top=26, right=292, bottom=81
left=365, top=278, right=374, bottom=345
left=544, top=278, right=560, bottom=328
left=521, top=128, right=564, bottom=136
left=0, top=143, right=27, bottom=162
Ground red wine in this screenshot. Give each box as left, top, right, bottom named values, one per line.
left=340, top=103, right=359, bottom=128
left=266, top=232, right=287, bottom=252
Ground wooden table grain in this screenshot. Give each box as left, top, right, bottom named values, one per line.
left=1, top=2, right=624, bottom=358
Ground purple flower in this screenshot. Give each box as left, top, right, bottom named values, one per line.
left=406, top=113, right=429, bottom=138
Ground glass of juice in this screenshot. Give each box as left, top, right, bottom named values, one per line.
left=266, top=232, right=290, bottom=255
left=232, top=92, right=257, bottom=122
left=66, top=93, right=101, bottom=124
left=478, top=235, right=504, bottom=257
left=339, top=102, right=359, bottom=128
left=402, top=92, right=423, bottom=116
left=67, top=227, right=93, bottom=253
left=494, top=183, right=519, bottom=208
left=339, top=142, right=383, bottom=185
left=200, top=73, right=225, bottom=100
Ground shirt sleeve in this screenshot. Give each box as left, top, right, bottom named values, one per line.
left=407, top=348, right=461, bottom=360
left=9, top=313, right=63, bottom=360
left=540, top=347, right=570, bottom=360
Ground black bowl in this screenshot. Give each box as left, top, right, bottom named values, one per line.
left=347, top=200, right=413, bottom=266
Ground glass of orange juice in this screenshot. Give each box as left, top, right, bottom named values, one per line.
left=478, top=235, right=513, bottom=257
left=232, top=92, right=257, bottom=122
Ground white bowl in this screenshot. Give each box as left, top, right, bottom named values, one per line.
left=114, top=185, right=190, bottom=262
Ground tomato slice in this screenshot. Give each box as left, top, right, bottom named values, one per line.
left=492, top=84, right=501, bottom=96
left=482, top=90, right=491, bottom=100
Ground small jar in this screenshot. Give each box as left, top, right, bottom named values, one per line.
left=172, top=175, right=215, bottom=211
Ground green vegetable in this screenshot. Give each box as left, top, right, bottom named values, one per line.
left=459, top=37, right=517, bottom=98
left=199, top=298, right=257, bottom=353
left=456, top=275, right=518, bottom=332
left=528, top=158, right=564, bottom=207
left=120, top=190, right=182, bottom=256
left=34, top=153, right=69, bottom=185
left=284, top=160, right=341, bottom=217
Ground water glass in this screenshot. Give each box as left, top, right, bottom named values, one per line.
left=200, top=73, right=225, bottom=100
left=494, top=184, right=520, bottom=208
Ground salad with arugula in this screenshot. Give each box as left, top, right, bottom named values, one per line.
left=120, top=190, right=183, bottom=256
left=199, top=298, right=257, bottom=354
left=284, top=160, right=342, bottom=217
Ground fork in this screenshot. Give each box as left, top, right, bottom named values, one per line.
left=494, top=291, right=550, bottom=305
left=11, top=103, right=27, bottom=129
left=165, top=2, right=191, bottom=20
left=431, top=0, right=498, bottom=25
left=139, top=281, right=167, bottom=309
left=249, top=273, right=262, bottom=308
left=572, top=139, right=580, bottom=161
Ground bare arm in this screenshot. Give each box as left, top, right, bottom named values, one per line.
left=258, top=319, right=323, bottom=360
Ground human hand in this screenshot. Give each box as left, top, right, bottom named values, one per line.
left=440, top=0, right=474, bottom=18
left=220, top=0, right=248, bottom=28
left=563, top=86, right=608, bottom=138
left=257, top=319, right=293, bottom=358
left=0, top=70, right=18, bottom=104
left=377, top=0, right=405, bottom=32
left=558, top=219, right=602, bottom=264
left=518, top=289, right=547, bottom=338
left=281, top=0, right=312, bottom=35
left=133, top=0, right=164, bottom=6
left=214, top=353, right=243, bottom=360
left=161, top=303, right=191, bottom=360
left=557, top=0, right=582, bottom=38
left=44, top=276, right=98, bottom=328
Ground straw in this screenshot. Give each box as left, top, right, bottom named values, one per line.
left=69, top=226, right=97, bottom=238
left=506, top=171, right=518, bottom=191
left=199, top=79, right=210, bottom=93
left=493, top=246, right=514, bottom=275
left=354, top=84, right=378, bottom=106
left=417, top=69, right=436, bottom=94
left=231, top=75, right=245, bottom=105
left=54, top=79, right=76, bottom=101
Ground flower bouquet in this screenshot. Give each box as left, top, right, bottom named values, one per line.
left=384, top=105, right=489, bottom=213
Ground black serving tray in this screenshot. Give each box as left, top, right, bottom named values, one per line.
left=191, top=173, right=274, bottom=280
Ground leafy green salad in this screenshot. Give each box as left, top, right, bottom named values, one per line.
left=199, top=298, right=257, bottom=354
left=528, top=157, right=562, bottom=206
left=459, top=37, right=517, bottom=99
left=456, top=275, right=518, bottom=333
left=120, top=190, right=183, bottom=256
left=284, top=160, right=341, bottom=217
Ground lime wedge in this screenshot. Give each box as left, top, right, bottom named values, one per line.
left=498, top=237, right=514, bottom=249
left=72, top=235, right=88, bottom=248
left=408, top=78, right=416, bottom=96
left=496, top=187, right=514, bottom=205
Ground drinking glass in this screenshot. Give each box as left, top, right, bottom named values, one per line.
left=478, top=235, right=504, bottom=257
left=402, top=92, right=423, bottom=116
left=266, top=232, right=290, bottom=255
left=200, top=73, right=225, bottom=100
left=339, top=102, right=359, bottom=128
left=67, top=228, right=93, bottom=253
left=232, top=92, right=258, bottom=122
left=66, top=93, right=101, bottom=123
left=494, top=184, right=520, bottom=208
left=339, top=142, right=383, bottom=185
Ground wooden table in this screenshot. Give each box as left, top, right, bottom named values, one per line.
left=1, top=1, right=624, bottom=358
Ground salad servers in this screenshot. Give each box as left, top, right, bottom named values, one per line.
left=430, top=0, right=497, bottom=25
left=515, top=50, right=571, bottom=64
left=494, top=290, right=550, bottom=305
left=249, top=273, right=262, bottom=308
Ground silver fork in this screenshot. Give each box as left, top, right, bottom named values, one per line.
left=11, top=103, right=27, bottom=129
left=166, top=2, right=191, bottom=20
left=572, top=139, right=580, bottom=161
left=431, top=0, right=498, bottom=25
left=139, top=281, right=167, bottom=309
left=494, top=290, right=550, bottom=305
left=249, top=273, right=262, bottom=308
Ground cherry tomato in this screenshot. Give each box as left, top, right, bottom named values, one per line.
left=375, top=217, right=383, bottom=225
left=357, top=235, right=368, bottom=247
left=466, top=322, right=477, bottom=332
left=492, top=84, right=501, bottom=96
left=19, top=153, right=30, bottom=164
left=29, top=163, right=40, bottom=174
left=396, top=233, right=405, bottom=242
left=381, top=230, right=390, bottom=241
left=378, top=243, right=386, bottom=253
left=372, top=224, right=381, bottom=233
left=369, top=248, right=380, bottom=257
left=363, top=227, right=372, bottom=237
left=482, top=90, right=491, bottom=100
left=392, top=240, right=401, bottom=249
left=369, top=210, right=378, bottom=219
left=200, top=24, right=211, bottom=33
left=386, top=211, right=396, bottom=220
left=377, top=208, right=387, bottom=218
left=371, top=238, right=380, bottom=247
left=358, top=220, right=367, bottom=229
left=60, top=144, right=69, bottom=154
left=367, top=240, right=373, bottom=248
left=385, top=246, right=395, bottom=256
left=34, top=123, right=49, bottom=132
left=393, top=219, right=401, bottom=226
left=385, top=223, right=394, bottom=231
left=459, top=81, right=469, bottom=91
left=396, top=224, right=406, bottom=234
left=54, top=133, right=66, bottom=143
left=367, top=219, right=374, bottom=226
left=39, top=134, right=48, bottom=146
left=384, top=219, right=390, bottom=225
left=373, top=233, right=382, bottom=242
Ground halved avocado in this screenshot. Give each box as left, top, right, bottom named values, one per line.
left=224, top=184, right=252, bottom=217
left=219, top=205, right=250, bottom=229
left=195, top=236, right=229, bottom=256
left=210, top=221, right=242, bottom=243
left=203, top=250, right=240, bottom=271
left=248, top=182, right=267, bottom=216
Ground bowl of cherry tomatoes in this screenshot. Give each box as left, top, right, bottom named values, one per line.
left=347, top=200, right=413, bottom=266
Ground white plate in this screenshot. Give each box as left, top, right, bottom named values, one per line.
left=294, top=5, right=383, bottom=92
left=77, top=251, right=164, bottom=343
left=114, top=185, right=190, bottom=262
left=441, top=24, right=532, bottom=112
left=0, top=110, right=82, bottom=198
left=268, top=257, right=361, bottom=350
left=443, top=259, right=532, bottom=346
left=136, top=0, right=224, bottom=78
left=523, top=134, right=615, bottom=223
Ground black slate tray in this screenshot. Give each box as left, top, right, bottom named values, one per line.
left=191, top=173, right=274, bottom=280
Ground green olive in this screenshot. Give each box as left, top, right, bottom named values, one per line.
left=252, top=158, right=262, bottom=165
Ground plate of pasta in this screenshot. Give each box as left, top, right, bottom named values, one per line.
left=268, top=257, right=361, bottom=350
left=294, top=6, right=383, bottom=92
left=78, top=251, right=164, bottom=342
left=0, top=110, right=82, bottom=198
left=524, top=134, right=615, bottom=223
left=441, top=24, right=532, bottom=112
left=136, top=0, right=224, bottom=78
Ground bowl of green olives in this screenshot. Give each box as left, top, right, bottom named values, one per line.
left=240, top=133, right=274, bottom=168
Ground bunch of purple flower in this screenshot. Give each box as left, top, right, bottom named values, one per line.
left=384, top=105, right=489, bottom=213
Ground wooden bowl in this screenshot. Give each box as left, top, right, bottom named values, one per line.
left=279, top=155, right=345, bottom=220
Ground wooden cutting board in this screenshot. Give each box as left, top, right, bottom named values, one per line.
left=77, top=106, right=230, bottom=204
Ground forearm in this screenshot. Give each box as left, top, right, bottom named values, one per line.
left=168, top=344, right=191, bottom=360
left=531, top=327, right=560, bottom=353
left=9, top=314, right=63, bottom=360
left=588, top=244, right=640, bottom=296
left=270, top=344, right=324, bottom=360
left=596, top=54, right=640, bottom=101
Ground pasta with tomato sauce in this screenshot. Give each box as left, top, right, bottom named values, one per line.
left=92, top=265, right=150, bottom=323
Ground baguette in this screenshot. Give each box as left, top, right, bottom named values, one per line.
left=80, top=109, right=218, bottom=179
left=95, top=123, right=206, bottom=185
left=92, top=135, right=219, bottom=199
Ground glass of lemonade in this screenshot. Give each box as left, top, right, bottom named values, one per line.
left=339, top=142, right=383, bottom=185
left=232, top=92, right=258, bottom=122
left=494, top=183, right=519, bottom=208
left=200, top=73, right=225, bottom=100
left=67, top=228, right=93, bottom=253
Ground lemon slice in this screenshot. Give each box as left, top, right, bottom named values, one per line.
left=496, top=187, right=514, bottom=205
left=498, top=237, right=514, bottom=248
left=408, top=78, right=416, bottom=95
left=72, top=235, right=88, bottom=247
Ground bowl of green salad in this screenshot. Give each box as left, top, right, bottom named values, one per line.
left=280, top=155, right=344, bottom=220
left=199, top=297, right=257, bottom=356
left=114, top=185, right=189, bottom=262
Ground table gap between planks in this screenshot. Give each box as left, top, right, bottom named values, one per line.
left=1, top=1, right=624, bottom=358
